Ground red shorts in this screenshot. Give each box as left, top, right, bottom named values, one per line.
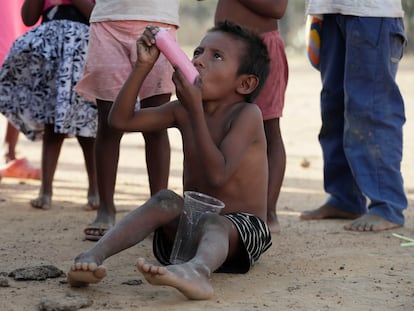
left=255, top=30, right=289, bottom=120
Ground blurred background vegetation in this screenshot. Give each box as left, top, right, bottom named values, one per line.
left=178, top=0, right=414, bottom=54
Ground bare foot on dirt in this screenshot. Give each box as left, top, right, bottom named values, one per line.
left=30, top=194, right=51, bottom=210
left=68, top=261, right=107, bottom=287
left=300, top=203, right=362, bottom=220
left=267, top=211, right=280, bottom=233
left=136, top=258, right=213, bottom=300
left=344, top=214, right=401, bottom=232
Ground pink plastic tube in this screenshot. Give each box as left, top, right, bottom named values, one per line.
left=155, top=28, right=198, bottom=84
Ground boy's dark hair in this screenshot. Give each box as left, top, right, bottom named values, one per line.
left=209, top=20, right=270, bottom=103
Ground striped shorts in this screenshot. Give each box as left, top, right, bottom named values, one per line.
left=153, top=212, right=272, bottom=273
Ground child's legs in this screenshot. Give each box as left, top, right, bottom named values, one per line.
left=136, top=215, right=236, bottom=300
left=5, top=122, right=19, bottom=162
left=264, top=118, right=286, bottom=221
left=95, top=99, right=123, bottom=219
left=255, top=30, right=288, bottom=230
left=80, top=189, right=184, bottom=264
left=191, top=214, right=239, bottom=273
left=319, top=15, right=367, bottom=214
left=40, top=124, right=65, bottom=196
left=341, top=16, right=407, bottom=224
left=140, top=94, right=171, bottom=195
left=76, top=135, right=98, bottom=199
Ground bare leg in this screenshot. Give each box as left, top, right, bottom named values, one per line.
left=264, top=118, right=285, bottom=233
left=137, top=215, right=238, bottom=300
left=4, top=122, right=19, bottom=162
left=77, top=135, right=99, bottom=211
left=84, top=100, right=121, bottom=238
left=141, top=94, right=171, bottom=195
left=31, top=124, right=64, bottom=209
left=344, top=214, right=401, bottom=232
left=68, top=190, right=183, bottom=286
left=300, top=203, right=362, bottom=220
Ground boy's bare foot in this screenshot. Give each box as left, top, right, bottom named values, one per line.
left=67, top=255, right=107, bottom=287
left=300, top=203, right=361, bottom=220
left=267, top=211, right=280, bottom=233
left=136, top=258, right=213, bottom=300
left=30, top=194, right=51, bottom=210
left=344, top=214, right=401, bottom=232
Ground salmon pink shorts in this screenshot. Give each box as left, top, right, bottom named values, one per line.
left=255, top=30, right=289, bottom=120
left=75, top=21, right=176, bottom=103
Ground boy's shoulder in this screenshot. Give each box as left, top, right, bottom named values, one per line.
left=233, top=102, right=263, bottom=122
left=224, top=102, right=264, bottom=137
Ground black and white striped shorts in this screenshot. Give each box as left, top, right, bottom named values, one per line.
left=153, top=212, right=272, bottom=273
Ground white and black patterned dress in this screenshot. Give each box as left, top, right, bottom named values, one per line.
left=0, top=5, right=97, bottom=141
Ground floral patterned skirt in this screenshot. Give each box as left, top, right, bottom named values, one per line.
left=0, top=19, right=97, bottom=141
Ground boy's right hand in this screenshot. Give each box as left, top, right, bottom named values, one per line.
left=135, top=25, right=161, bottom=68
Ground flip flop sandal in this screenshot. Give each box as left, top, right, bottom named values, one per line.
left=1, top=158, right=41, bottom=180
left=84, top=223, right=112, bottom=241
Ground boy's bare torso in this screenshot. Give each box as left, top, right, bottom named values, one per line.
left=171, top=99, right=268, bottom=221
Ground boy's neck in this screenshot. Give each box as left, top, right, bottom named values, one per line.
left=202, top=98, right=246, bottom=115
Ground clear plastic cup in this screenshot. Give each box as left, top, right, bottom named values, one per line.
left=170, top=191, right=225, bottom=264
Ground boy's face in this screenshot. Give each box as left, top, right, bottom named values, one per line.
left=192, top=31, right=246, bottom=101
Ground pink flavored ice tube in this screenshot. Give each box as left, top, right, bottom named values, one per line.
left=155, top=28, right=198, bottom=84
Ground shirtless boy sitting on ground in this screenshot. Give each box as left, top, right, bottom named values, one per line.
left=67, top=21, right=272, bottom=300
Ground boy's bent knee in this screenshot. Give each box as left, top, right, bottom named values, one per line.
left=152, top=189, right=183, bottom=211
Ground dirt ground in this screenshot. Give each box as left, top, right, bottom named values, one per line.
left=0, top=56, right=413, bottom=311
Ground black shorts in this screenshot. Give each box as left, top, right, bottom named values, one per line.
left=152, top=212, right=272, bottom=273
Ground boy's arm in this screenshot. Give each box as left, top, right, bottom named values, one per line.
left=109, top=27, right=176, bottom=132
left=214, top=103, right=264, bottom=185
left=238, top=0, right=288, bottom=19
left=195, top=102, right=263, bottom=188
left=71, top=0, right=95, bottom=19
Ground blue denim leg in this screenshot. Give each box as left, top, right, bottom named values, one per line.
left=319, top=15, right=367, bottom=214
left=319, top=15, right=407, bottom=225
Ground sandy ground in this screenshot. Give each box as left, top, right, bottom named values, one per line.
left=0, top=56, right=413, bottom=311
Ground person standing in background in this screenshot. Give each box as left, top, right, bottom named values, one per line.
left=0, top=0, right=40, bottom=181
left=0, top=0, right=98, bottom=210
left=74, top=0, right=179, bottom=241
left=300, top=0, right=408, bottom=231
left=210, top=0, right=289, bottom=233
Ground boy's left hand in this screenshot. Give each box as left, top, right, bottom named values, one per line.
left=173, top=67, right=202, bottom=112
